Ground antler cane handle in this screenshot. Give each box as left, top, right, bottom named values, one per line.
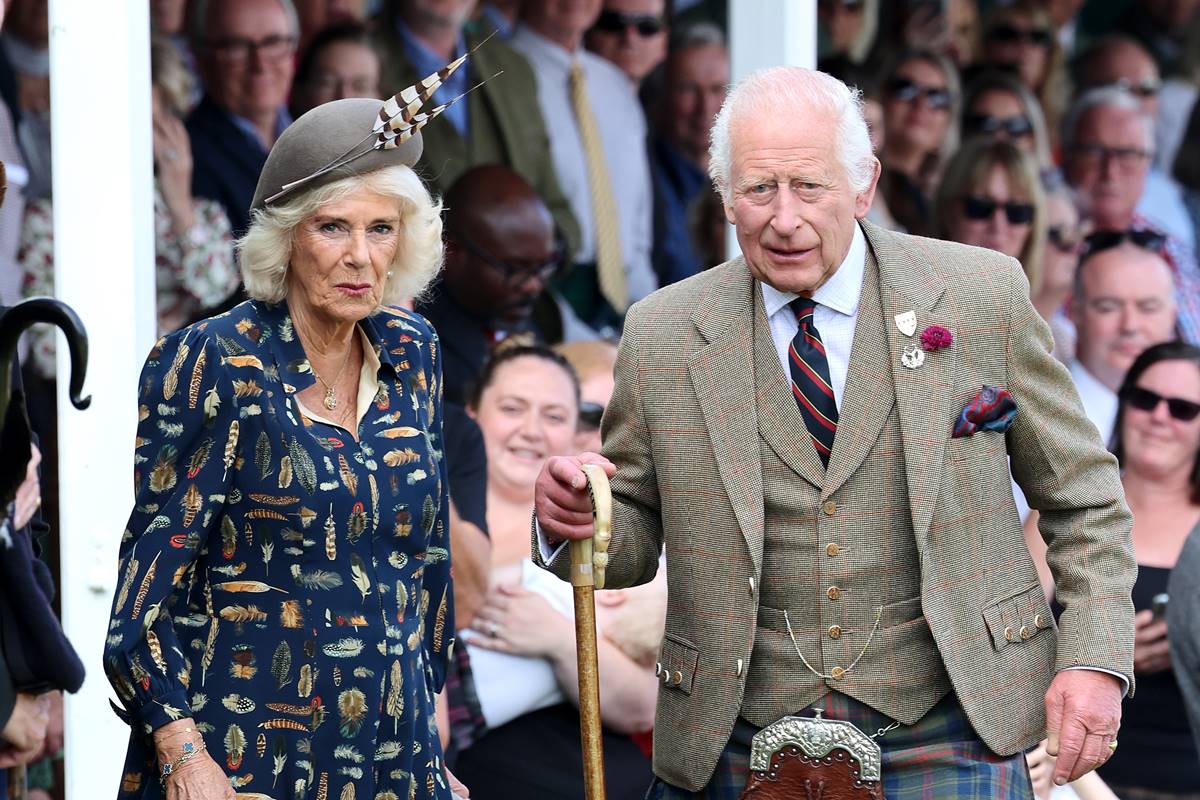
left=579, top=464, right=612, bottom=590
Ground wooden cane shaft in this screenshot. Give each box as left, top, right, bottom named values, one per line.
left=571, top=582, right=607, bottom=800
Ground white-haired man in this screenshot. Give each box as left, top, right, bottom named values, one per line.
left=1062, top=85, right=1200, bottom=344
left=532, top=66, right=1137, bottom=797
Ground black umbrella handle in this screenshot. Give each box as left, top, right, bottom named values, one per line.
left=0, top=297, right=91, bottom=423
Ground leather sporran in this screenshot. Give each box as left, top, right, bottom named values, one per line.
left=737, top=712, right=884, bottom=800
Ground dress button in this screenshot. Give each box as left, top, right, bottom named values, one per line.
left=1020, top=625, right=1032, bottom=640
left=830, top=667, right=845, bottom=680
left=823, top=500, right=837, bottom=516
left=828, top=625, right=842, bottom=639
left=827, top=586, right=841, bottom=601
left=826, top=543, right=840, bottom=557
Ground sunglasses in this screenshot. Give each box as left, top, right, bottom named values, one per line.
left=1046, top=225, right=1081, bottom=254
left=887, top=78, right=951, bottom=110
left=579, top=401, right=605, bottom=431
left=593, top=10, right=665, bottom=37
left=963, top=196, right=1034, bottom=225
left=964, top=113, right=1033, bottom=138
left=1080, top=229, right=1167, bottom=259
left=1123, top=386, right=1200, bottom=422
left=988, top=24, right=1053, bottom=47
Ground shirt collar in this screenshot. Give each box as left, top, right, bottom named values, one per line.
left=760, top=221, right=867, bottom=319
left=512, top=22, right=577, bottom=69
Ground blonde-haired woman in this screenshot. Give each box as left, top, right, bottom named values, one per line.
left=103, top=97, right=463, bottom=800
left=980, top=0, right=1070, bottom=147
left=20, top=35, right=239, bottom=377
left=962, top=70, right=1054, bottom=170
left=936, top=138, right=1047, bottom=296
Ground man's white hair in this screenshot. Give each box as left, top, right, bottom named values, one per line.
left=708, top=66, right=875, bottom=201
left=1061, top=85, right=1155, bottom=153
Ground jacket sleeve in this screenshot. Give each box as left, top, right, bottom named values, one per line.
left=1004, top=259, right=1137, bottom=692
left=421, top=329, right=454, bottom=692
left=0, top=537, right=15, bottom=732
left=103, top=330, right=239, bottom=735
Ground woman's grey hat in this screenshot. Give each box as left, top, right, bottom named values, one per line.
left=251, top=98, right=423, bottom=211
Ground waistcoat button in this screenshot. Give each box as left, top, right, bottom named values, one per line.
left=830, top=666, right=845, bottom=680
left=823, top=500, right=837, bottom=516
left=826, top=543, right=840, bottom=557
left=828, top=625, right=842, bottom=639
left=827, top=586, right=841, bottom=601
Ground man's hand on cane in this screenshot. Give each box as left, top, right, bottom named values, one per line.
left=535, top=453, right=616, bottom=543
left=1044, top=670, right=1122, bottom=785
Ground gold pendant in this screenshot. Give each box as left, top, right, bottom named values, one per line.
left=324, top=387, right=338, bottom=411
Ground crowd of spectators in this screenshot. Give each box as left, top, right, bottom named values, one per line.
left=2, top=0, right=1200, bottom=798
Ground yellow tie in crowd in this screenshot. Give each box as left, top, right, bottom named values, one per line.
left=569, top=60, right=627, bottom=315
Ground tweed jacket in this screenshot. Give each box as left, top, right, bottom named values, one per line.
left=537, top=221, right=1136, bottom=791
left=372, top=20, right=581, bottom=259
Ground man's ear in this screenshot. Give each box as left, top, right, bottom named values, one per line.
left=854, top=158, right=882, bottom=220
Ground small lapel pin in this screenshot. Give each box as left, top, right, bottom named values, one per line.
left=901, top=345, right=925, bottom=369
left=895, top=311, right=917, bottom=337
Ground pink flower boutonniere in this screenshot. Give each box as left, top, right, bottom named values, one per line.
left=920, top=325, right=952, bottom=352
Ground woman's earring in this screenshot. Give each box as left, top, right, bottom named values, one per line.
left=387, top=270, right=394, bottom=278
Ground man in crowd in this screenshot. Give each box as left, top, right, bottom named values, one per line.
left=187, top=0, right=298, bottom=238
left=647, top=22, right=727, bottom=285
left=415, top=165, right=561, bottom=405
left=512, top=0, right=654, bottom=335
left=535, top=66, right=1135, bottom=796
left=1071, top=35, right=1194, bottom=249
left=584, top=0, right=667, bottom=87
left=1062, top=86, right=1200, bottom=344
left=1068, top=239, right=1178, bottom=439
left=371, top=0, right=580, bottom=258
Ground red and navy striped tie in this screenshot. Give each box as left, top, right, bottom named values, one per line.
left=789, top=298, right=838, bottom=468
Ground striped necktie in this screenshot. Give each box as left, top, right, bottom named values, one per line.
left=788, top=298, right=838, bottom=468
left=568, top=60, right=627, bottom=314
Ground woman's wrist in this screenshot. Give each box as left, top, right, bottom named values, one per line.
left=153, top=718, right=201, bottom=760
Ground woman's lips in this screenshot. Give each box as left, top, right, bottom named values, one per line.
left=337, top=283, right=372, bottom=297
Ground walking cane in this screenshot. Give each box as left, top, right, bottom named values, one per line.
left=569, top=464, right=613, bottom=800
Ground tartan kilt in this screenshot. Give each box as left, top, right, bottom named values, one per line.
left=645, top=693, right=1034, bottom=800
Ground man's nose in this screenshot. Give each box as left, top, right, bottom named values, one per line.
left=769, top=190, right=802, bottom=235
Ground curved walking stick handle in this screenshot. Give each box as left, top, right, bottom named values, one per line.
left=0, top=297, right=91, bottom=414
left=569, top=463, right=612, bottom=800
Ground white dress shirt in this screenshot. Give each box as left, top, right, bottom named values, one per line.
left=509, top=24, right=656, bottom=304
left=1068, top=359, right=1119, bottom=444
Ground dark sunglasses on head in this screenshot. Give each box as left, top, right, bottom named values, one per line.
left=578, top=401, right=605, bottom=431
left=593, top=10, right=665, bottom=37
left=1046, top=225, right=1081, bottom=254
left=964, top=113, right=1033, bottom=138
left=963, top=196, right=1034, bottom=225
left=887, top=78, right=951, bottom=110
left=988, top=24, right=1053, bottom=47
left=1081, top=229, right=1167, bottom=259
left=1123, top=386, right=1200, bottom=422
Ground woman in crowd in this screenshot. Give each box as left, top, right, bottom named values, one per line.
left=1024, top=342, right=1200, bottom=797
left=1031, top=174, right=1086, bottom=361
left=20, top=35, right=239, bottom=378
left=961, top=70, right=1053, bottom=169
left=455, top=344, right=656, bottom=800
left=935, top=138, right=1047, bottom=295
left=290, top=21, right=381, bottom=119
left=103, top=96, right=461, bottom=799
left=979, top=0, right=1069, bottom=145
left=877, top=48, right=960, bottom=237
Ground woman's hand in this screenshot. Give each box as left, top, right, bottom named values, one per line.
left=161, top=749, right=235, bottom=800
left=152, top=103, right=197, bottom=235
left=1133, top=608, right=1171, bottom=674
left=467, top=583, right=572, bottom=661
left=12, top=444, right=41, bottom=529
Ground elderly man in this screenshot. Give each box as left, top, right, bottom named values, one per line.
left=584, top=0, right=667, bottom=86
left=648, top=22, right=727, bottom=285
left=415, top=164, right=562, bottom=405
left=512, top=0, right=655, bottom=334
left=534, top=66, right=1137, bottom=797
left=187, top=0, right=297, bottom=239
left=1063, top=86, right=1200, bottom=344
left=1067, top=239, right=1178, bottom=438
left=371, top=0, right=580, bottom=259
left=1071, top=36, right=1195, bottom=248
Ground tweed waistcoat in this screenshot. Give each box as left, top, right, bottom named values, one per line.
left=740, top=249, right=952, bottom=727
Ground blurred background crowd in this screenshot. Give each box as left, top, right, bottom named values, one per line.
left=1, top=0, right=1200, bottom=798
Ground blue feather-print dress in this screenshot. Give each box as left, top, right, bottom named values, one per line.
left=103, top=300, right=455, bottom=800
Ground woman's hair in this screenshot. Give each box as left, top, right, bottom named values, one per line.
left=934, top=138, right=1047, bottom=293
left=294, top=21, right=375, bottom=89
left=1111, top=341, right=1200, bottom=503
left=150, top=34, right=194, bottom=116
left=708, top=66, right=876, bottom=201
left=961, top=69, right=1053, bottom=168
left=237, top=164, right=443, bottom=306
left=467, top=342, right=582, bottom=413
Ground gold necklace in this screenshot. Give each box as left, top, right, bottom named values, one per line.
left=302, top=335, right=356, bottom=411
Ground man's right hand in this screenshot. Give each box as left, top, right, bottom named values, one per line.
left=0, top=692, right=49, bottom=767
left=534, top=453, right=616, bottom=543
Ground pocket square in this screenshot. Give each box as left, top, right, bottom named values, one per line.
left=952, top=385, right=1017, bottom=438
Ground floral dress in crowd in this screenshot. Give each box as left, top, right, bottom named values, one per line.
left=103, top=300, right=455, bottom=800
left=18, top=185, right=239, bottom=378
